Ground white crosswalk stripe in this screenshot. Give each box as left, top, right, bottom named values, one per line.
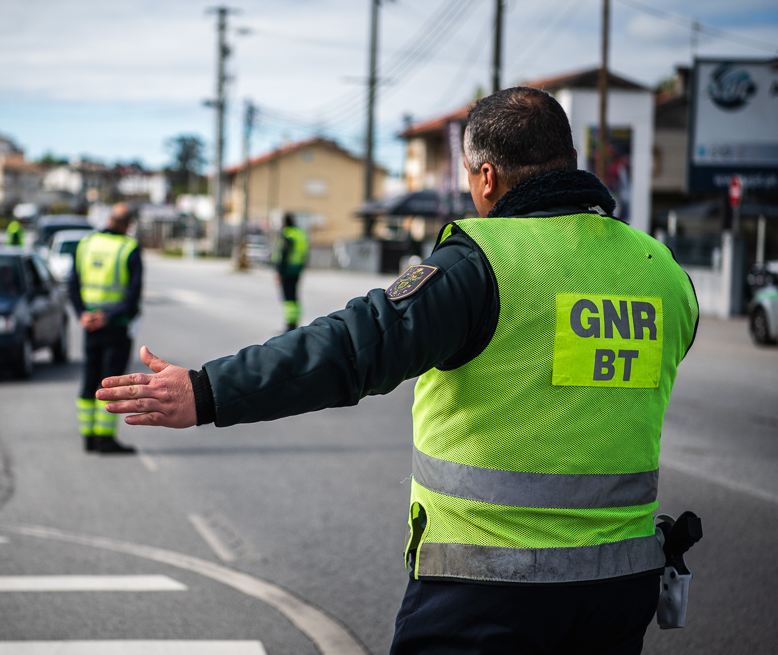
left=0, top=575, right=186, bottom=592
left=0, top=642, right=267, bottom=654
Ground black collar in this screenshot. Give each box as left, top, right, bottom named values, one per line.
left=488, top=169, right=616, bottom=219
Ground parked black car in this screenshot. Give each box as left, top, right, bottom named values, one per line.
left=0, top=246, right=70, bottom=378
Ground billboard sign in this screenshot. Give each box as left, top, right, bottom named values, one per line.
left=688, top=58, right=778, bottom=194
left=586, top=126, right=633, bottom=222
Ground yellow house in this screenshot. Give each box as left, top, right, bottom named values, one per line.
left=224, top=137, right=386, bottom=249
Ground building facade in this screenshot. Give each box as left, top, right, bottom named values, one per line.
left=225, top=138, right=386, bottom=249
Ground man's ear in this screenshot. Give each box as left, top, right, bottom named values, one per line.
left=482, top=162, right=507, bottom=208
left=481, top=163, right=497, bottom=198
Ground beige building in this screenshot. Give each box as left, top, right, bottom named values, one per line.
left=225, top=137, right=386, bottom=249
left=401, top=106, right=469, bottom=195
left=0, top=136, right=43, bottom=215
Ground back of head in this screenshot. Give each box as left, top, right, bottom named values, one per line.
left=108, top=203, right=137, bottom=233
left=464, top=86, right=577, bottom=188
left=283, top=212, right=295, bottom=229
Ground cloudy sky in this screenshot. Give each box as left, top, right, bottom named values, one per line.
left=1, top=0, right=776, bottom=176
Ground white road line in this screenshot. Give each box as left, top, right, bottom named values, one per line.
left=0, top=641, right=266, bottom=654
left=0, top=575, right=187, bottom=592
left=660, top=457, right=778, bottom=505
left=2, top=524, right=368, bottom=655
left=167, top=289, right=210, bottom=306
left=188, top=513, right=236, bottom=563
left=139, top=454, right=158, bottom=472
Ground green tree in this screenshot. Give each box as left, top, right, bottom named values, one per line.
left=36, top=152, right=69, bottom=167
left=165, top=134, right=207, bottom=197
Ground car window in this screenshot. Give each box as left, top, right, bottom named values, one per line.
left=59, top=240, right=81, bottom=257
left=31, top=256, right=55, bottom=289
left=0, top=256, right=25, bottom=298
left=23, top=257, right=46, bottom=294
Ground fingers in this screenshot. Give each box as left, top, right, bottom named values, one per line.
left=140, top=345, right=169, bottom=374
left=99, top=346, right=169, bottom=394
left=101, top=395, right=160, bottom=415
left=98, top=372, right=153, bottom=396
left=123, top=411, right=168, bottom=427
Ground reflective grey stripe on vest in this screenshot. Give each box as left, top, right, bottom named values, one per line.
left=416, top=536, right=666, bottom=583
left=81, top=237, right=134, bottom=308
left=413, top=447, right=658, bottom=509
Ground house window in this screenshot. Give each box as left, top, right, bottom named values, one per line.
left=301, top=150, right=314, bottom=162
left=304, top=178, right=328, bottom=198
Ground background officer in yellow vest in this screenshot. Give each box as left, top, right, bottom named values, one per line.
left=97, top=87, right=699, bottom=653
left=272, top=212, right=308, bottom=331
left=69, top=202, right=142, bottom=454
left=5, top=219, right=25, bottom=246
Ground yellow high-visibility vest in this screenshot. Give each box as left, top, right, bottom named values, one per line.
left=407, top=212, right=698, bottom=583
left=75, top=232, right=137, bottom=314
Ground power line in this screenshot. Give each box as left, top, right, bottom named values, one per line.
left=432, top=14, right=493, bottom=111
left=615, top=0, right=778, bottom=54
left=298, top=0, right=479, bottom=129
left=504, top=0, right=584, bottom=83
left=224, top=0, right=487, bottom=167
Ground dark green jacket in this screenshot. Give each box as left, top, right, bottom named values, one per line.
left=190, top=170, right=697, bottom=433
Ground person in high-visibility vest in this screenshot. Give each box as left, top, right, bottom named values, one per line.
left=98, top=87, right=699, bottom=653
left=5, top=220, right=25, bottom=246
left=272, top=212, right=308, bottom=331
left=69, top=203, right=142, bottom=454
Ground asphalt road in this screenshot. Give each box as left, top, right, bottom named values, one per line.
left=1, top=253, right=776, bottom=655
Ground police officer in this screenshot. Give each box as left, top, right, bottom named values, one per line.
left=69, top=202, right=142, bottom=454
left=97, top=87, right=699, bottom=653
left=6, top=219, right=25, bottom=246
left=273, top=212, right=308, bottom=331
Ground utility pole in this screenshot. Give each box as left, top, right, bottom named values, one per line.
left=691, top=20, right=701, bottom=58
left=364, top=0, right=380, bottom=210
left=235, top=100, right=257, bottom=271
left=597, top=0, right=610, bottom=184
left=492, top=0, right=504, bottom=94
left=242, top=100, right=257, bottom=229
left=205, top=6, right=233, bottom=257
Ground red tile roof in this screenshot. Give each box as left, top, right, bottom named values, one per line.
left=400, top=67, right=649, bottom=138
left=225, top=137, right=369, bottom=174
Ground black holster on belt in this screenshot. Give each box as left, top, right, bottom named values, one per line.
left=655, top=511, right=703, bottom=629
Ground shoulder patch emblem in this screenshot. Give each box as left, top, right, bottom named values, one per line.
left=386, top=264, right=438, bottom=301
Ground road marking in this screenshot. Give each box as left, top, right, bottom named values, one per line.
left=167, top=289, right=210, bottom=306
left=0, top=641, right=266, bottom=654
left=139, top=454, right=158, bottom=472
left=2, top=524, right=368, bottom=655
left=661, top=457, right=778, bottom=505
left=0, top=575, right=187, bottom=592
left=189, top=513, right=236, bottom=563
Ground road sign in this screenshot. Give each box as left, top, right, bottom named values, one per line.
left=729, top=175, right=743, bottom=209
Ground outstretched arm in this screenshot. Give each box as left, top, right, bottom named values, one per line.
left=97, top=346, right=197, bottom=428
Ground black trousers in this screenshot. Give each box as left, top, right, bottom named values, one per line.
left=390, top=572, right=660, bottom=655
left=280, top=274, right=300, bottom=303
left=79, top=326, right=132, bottom=399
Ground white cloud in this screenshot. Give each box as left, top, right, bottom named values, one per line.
left=0, top=0, right=776, bottom=171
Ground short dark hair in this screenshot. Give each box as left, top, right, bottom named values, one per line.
left=463, top=86, right=577, bottom=188
left=109, top=202, right=137, bottom=229
left=283, top=212, right=295, bottom=228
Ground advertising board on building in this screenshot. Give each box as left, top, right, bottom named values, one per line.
left=688, top=58, right=778, bottom=195
left=586, top=126, right=633, bottom=223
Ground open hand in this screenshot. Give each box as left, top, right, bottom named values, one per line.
left=96, top=346, right=197, bottom=428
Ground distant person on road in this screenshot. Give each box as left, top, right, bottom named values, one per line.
left=5, top=220, right=25, bottom=246
left=272, top=212, right=308, bottom=331
left=69, top=202, right=143, bottom=455
left=97, top=87, right=699, bottom=653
